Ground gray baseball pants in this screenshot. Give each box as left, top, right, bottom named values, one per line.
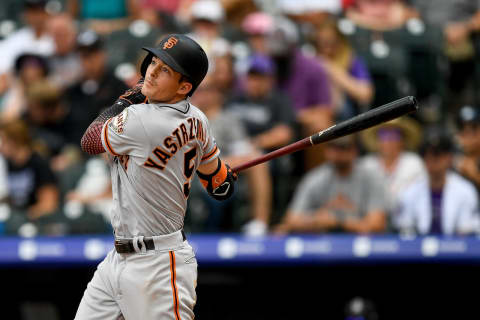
left=75, top=230, right=197, bottom=320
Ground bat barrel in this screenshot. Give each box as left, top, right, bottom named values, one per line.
left=232, top=96, right=418, bottom=173
left=311, top=96, right=418, bottom=145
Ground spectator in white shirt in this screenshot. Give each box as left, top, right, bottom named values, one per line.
left=396, top=132, right=479, bottom=235
left=0, top=0, right=54, bottom=78
left=360, top=117, right=426, bottom=218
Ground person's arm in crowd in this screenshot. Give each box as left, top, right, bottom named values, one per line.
left=297, top=106, right=333, bottom=133
left=252, top=94, right=295, bottom=150
left=341, top=166, right=388, bottom=233
left=66, top=0, right=80, bottom=17
left=252, top=124, right=293, bottom=150
left=297, top=58, right=334, bottom=133
left=275, top=208, right=339, bottom=233
left=224, top=153, right=272, bottom=230
left=28, top=184, right=59, bottom=219
left=341, top=210, right=386, bottom=233
left=455, top=181, right=479, bottom=235
left=444, top=11, right=480, bottom=45
left=456, top=156, right=480, bottom=187
left=126, top=0, right=141, bottom=19
left=322, top=60, right=373, bottom=106
left=66, top=182, right=113, bottom=204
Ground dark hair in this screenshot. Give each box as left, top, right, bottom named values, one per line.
left=14, top=53, right=49, bottom=76
left=420, top=130, right=453, bottom=156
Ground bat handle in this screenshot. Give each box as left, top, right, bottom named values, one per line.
left=231, top=138, right=312, bottom=173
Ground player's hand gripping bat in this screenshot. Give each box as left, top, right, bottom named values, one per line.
left=232, top=96, right=419, bottom=174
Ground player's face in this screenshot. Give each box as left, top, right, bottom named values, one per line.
left=141, top=56, right=191, bottom=104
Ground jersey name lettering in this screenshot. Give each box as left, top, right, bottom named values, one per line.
left=143, top=117, right=205, bottom=170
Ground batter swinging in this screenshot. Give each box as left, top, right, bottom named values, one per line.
left=75, top=34, right=237, bottom=320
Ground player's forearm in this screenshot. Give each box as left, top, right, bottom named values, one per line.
left=81, top=101, right=132, bottom=155
left=81, top=120, right=105, bottom=154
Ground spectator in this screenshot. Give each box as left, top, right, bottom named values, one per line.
left=140, top=0, right=183, bottom=15
left=226, top=54, right=294, bottom=152
left=46, top=14, right=83, bottom=88
left=187, top=0, right=231, bottom=59
left=315, top=17, right=373, bottom=119
left=241, top=11, right=274, bottom=55
left=344, top=0, right=441, bottom=115
left=0, top=120, right=59, bottom=220
left=242, top=12, right=331, bottom=132
left=277, top=0, right=340, bottom=30
left=454, top=105, right=480, bottom=192
left=1, top=53, right=49, bottom=121
left=396, top=132, right=479, bottom=235
left=267, top=16, right=333, bottom=170
left=226, top=54, right=295, bottom=223
left=220, top=0, right=258, bottom=40
left=410, top=0, right=480, bottom=111
left=23, top=80, right=82, bottom=173
left=275, top=135, right=388, bottom=234
left=66, top=0, right=141, bottom=35
left=360, top=117, right=425, bottom=218
left=64, top=155, right=113, bottom=233
left=211, top=48, right=237, bottom=99
left=190, top=74, right=272, bottom=236
left=268, top=16, right=332, bottom=130
left=0, top=0, right=54, bottom=85
left=64, top=30, right=128, bottom=146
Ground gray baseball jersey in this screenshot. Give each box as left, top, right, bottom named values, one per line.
left=101, top=99, right=219, bottom=237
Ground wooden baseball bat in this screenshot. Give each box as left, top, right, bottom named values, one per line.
left=232, top=96, right=418, bottom=173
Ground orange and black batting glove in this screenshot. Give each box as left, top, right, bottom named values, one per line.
left=197, top=158, right=237, bottom=201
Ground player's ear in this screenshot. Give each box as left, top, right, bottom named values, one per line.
left=178, top=81, right=193, bottom=96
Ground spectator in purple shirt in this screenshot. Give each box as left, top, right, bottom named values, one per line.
left=242, top=13, right=332, bottom=124
left=266, top=16, right=333, bottom=170
left=315, top=17, right=373, bottom=120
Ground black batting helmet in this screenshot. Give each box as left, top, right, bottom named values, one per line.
left=140, top=34, right=209, bottom=96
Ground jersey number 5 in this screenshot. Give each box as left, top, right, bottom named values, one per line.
left=183, top=147, right=197, bottom=198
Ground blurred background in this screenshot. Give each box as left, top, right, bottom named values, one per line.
left=1, top=0, right=480, bottom=319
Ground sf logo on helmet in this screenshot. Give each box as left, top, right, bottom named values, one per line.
left=163, top=37, right=178, bottom=50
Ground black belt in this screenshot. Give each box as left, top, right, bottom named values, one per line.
left=114, top=230, right=186, bottom=254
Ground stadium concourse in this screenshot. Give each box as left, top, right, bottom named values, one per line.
left=1, top=0, right=480, bottom=319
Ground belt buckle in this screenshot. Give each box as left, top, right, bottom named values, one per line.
left=114, top=239, right=131, bottom=253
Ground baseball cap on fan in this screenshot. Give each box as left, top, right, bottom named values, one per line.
left=420, top=130, right=454, bottom=156
left=191, top=0, right=225, bottom=23
left=247, top=54, right=275, bottom=75
left=456, top=105, right=480, bottom=130
left=76, top=30, right=104, bottom=53
left=140, top=34, right=209, bottom=96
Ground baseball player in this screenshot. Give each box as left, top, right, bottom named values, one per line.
left=75, top=34, right=237, bottom=320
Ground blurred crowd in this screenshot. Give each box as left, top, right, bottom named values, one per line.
left=1, top=0, right=480, bottom=237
